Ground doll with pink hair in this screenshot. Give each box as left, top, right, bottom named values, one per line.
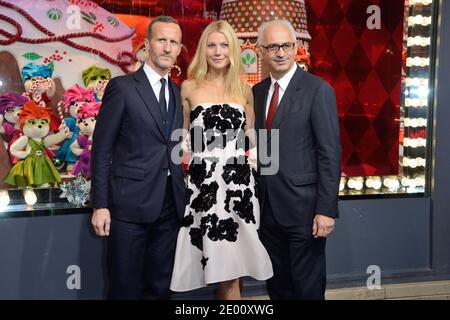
left=70, top=101, right=100, bottom=178
left=54, top=84, right=96, bottom=173
left=0, top=91, right=29, bottom=164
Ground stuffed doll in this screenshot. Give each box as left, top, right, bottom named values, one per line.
left=4, top=100, right=67, bottom=188
left=21, top=62, right=61, bottom=131
left=54, top=84, right=96, bottom=173
left=70, top=101, right=101, bottom=179
left=295, top=47, right=311, bottom=72
left=131, top=33, right=148, bottom=72
left=82, top=65, right=111, bottom=101
left=0, top=91, right=29, bottom=164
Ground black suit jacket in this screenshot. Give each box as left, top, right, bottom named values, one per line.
left=90, top=67, right=186, bottom=223
left=253, top=66, right=341, bottom=227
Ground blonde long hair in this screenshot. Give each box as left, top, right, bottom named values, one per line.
left=188, top=20, right=246, bottom=98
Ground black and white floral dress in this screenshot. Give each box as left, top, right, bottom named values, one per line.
left=170, top=103, right=273, bottom=292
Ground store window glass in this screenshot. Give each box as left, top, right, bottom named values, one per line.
left=0, top=0, right=436, bottom=215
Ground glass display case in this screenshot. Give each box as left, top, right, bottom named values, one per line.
left=0, top=0, right=438, bottom=217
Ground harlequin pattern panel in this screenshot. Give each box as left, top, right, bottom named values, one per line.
left=306, top=0, right=404, bottom=176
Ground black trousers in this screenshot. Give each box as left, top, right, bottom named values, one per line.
left=107, top=177, right=179, bottom=300
left=260, top=194, right=327, bottom=300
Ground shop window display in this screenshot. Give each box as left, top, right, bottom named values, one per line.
left=0, top=0, right=436, bottom=215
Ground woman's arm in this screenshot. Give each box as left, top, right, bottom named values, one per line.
left=244, top=84, right=257, bottom=149
left=180, top=80, right=194, bottom=153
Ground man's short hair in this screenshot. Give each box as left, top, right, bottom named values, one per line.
left=146, top=16, right=180, bottom=39
left=257, top=19, right=297, bottom=45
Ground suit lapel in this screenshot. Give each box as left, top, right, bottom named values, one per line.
left=134, top=67, right=165, bottom=138
left=170, top=80, right=182, bottom=133
left=270, top=66, right=304, bottom=130
left=255, top=78, right=271, bottom=130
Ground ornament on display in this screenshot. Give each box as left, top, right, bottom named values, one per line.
left=3, top=100, right=67, bottom=188
left=0, top=92, right=29, bottom=164
left=54, top=84, right=96, bottom=174
left=82, top=65, right=111, bottom=101
left=295, top=47, right=311, bottom=72
left=0, top=0, right=135, bottom=79
left=21, top=63, right=62, bottom=132
left=220, top=0, right=311, bottom=84
left=70, top=101, right=101, bottom=179
left=59, top=175, right=91, bottom=207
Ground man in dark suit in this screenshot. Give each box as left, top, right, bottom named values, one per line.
left=90, top=16, right=186, bottom=299
left=253, top=19, right=341, bottom=300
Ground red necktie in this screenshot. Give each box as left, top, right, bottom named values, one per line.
left=266, top=81, right=279, bottom=130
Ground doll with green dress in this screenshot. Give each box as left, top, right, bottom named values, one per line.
left=4, top=100, right=67, bottom=188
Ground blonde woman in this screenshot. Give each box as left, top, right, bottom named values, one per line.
left=170, top=20, right=273, bottom=299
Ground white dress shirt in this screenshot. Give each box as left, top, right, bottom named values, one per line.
left=143, top=63, right=170, bottom=109
left=143, top=63, right=171, bottom=176
left=265, top=63, right=298, bottom=118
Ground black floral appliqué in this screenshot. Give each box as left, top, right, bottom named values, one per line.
left=200, top=213, right=239, bottom=242
left=189, top=227, right=203, bottom=250
left=188, top=157, right=217, bottom=189
left=222, top=155, right=251, bottom=185
left=190, top=181, right=219, bottom=213
left=225, top=189, right=256, bottom=224
left=252, top=167, right=259, bottom=199
left=220, top=104, right=243, bottom=130
left=186, top=187, right=194, bottom=205
left=203, top=104, right=222, bottom=130
left=190, top=105, right=204, bottom=123
left=180, top=213, right=194, bottom=227
left=201, top=256, right=209, bottom=270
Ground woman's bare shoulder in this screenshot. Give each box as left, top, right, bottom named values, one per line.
left=181, top=79, right=197, bottom=93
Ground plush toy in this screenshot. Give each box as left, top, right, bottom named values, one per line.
left=21, top=62, right=61, bottom=131
left=54, top=84, right=96, bottom=173
left=295, top=47, right=311, bottom=72
left=82, top=65, right=111, bottom=101
left=3, top=100, right=67, bottom=188
left=0, top=91, right=28, bottom=164
left=70, top=102, right=101, bottom=179
left=131, top=33, right=148, bottom=72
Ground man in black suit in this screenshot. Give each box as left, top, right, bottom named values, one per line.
left=90, top=16, right=186, bottom=299
left=253, top=19, right=341, bottom=300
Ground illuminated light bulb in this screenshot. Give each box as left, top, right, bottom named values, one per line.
left=415, top=176, right=425, bottom=186
left=403, top=158, right=409, bottom=167
left=372, top=178, right=382, bottom=190
left=410, top=178, right=418, bottom=188
left=347, top=179, right=355, bottom=189
left=24, top=189, right=37, bottom=206
left=0, top=190, right=10, bottom=209
left=417, top=86, right=429, bottom=97
left=401, top=177, right=410, bottom=187
left=354, top=180, right=363, bottom=191
left=418, top=158, right=426, bottom=167
left=339, top=178, right=346, bottom=191
left=387, top=178, right=400, bottom=190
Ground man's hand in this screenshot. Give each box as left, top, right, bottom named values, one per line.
left=92, top=208, right=111, bottom=236
left=312, top=214, right=335, bottom=238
